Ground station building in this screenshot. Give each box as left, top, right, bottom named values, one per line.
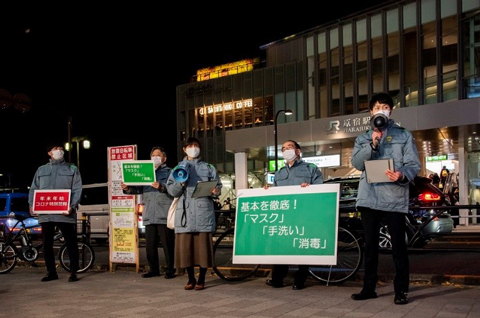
left=175, top=0, right=480, bottom=224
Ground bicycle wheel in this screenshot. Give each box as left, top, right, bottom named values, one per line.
left=58, top=242, right=95, bottom=273
left=213, top=228, right=260, bottom=281
left=309, top=227, right=362, bottom=284
left=379, top=233, right=392, bottom=250
left=0, top=242, right=18, bottom=274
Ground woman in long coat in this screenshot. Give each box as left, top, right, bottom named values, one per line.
left=166, top=137, right=222, bottom=290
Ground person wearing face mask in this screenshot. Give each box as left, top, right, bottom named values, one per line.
left=28, top=142, right=82, bottom=282
left=121, top=146, right=176, bottom=279
left=265, top=139, right=323, bottom=290
left=166, top=137, right=222, bottom=291
left=351, top=93, right=420, bottom=305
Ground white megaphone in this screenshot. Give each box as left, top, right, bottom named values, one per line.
left=172, top=164, right=189, bottom=182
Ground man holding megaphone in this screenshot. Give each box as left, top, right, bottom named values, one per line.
left=166, top=137, right=222, bottom=291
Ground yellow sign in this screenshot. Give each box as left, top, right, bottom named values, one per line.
left=196, top=58, right=260, bottom=82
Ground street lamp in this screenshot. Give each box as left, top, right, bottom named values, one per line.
left=65, top=136, right=90, bottom=171
left=274, top=109, right=293, bottom=171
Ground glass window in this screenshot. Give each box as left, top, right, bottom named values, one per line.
left=343, top=23, right=352, bottom=46
left=224, top=102, right=233, bottom=130
left=403, top=2, right=416, bottom=29
left=423, top=21, right=437, bottom=104
left=422, top=0, right=436, bottom=24
left=463, top=0, right=480, bottom=13
left=330, top=29, right=340, bottom=116
left=388, top=30, right=400, bottom=96
left=462, top=15, right=480, bottom=98
left=319, top=50, right=328, bottom=118
left=441, top=0, right=456, bottom=18
left=442, top=16, right=458, bottom=101
left=253, top=97, right=264, bottom=126
left=330, top=28, right=339, bottom=49
left=404, top=3, right=418, bottom=106
left=371, top=13, right=383, bottom=94
left=264, top=96, right=274, bottom=125
left=0, top=198, right=6, bottom=211
left=307, top=36, right=314, bottom=57
left=234, top=101, right=243, bottom=128
left=356, top=19, right=367, bottom=42
left=343, top=24, right=353, bottom=114
left=387, top=9, right=399, bottom=34
left=371, top=14, right=382, bottom=38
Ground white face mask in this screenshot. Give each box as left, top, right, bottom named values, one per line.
left=52, top=149, right=64, bottom=160
left=373, top=109, right=390, bottom=118
left=186, top=147, right=200, bottom=158
left=151, top=156, right=163, bottom=168
left=282, top=149, right=297, bottom=162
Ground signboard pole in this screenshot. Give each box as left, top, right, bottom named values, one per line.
left=107, top=145, right=140, bottom=273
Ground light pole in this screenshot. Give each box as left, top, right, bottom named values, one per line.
left=274, top=109, right=293, bottom=171
left=65, top=136, right=90, bottom=171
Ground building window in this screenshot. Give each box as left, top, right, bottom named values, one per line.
left=403, top=2, right=418, bottom=106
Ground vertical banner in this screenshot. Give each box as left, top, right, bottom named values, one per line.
left=108, top=145, right=139, bottom=267
left=233, top=184, right=340, bottom=265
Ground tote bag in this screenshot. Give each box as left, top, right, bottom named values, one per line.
left=167, top=197, right=179, bottom=230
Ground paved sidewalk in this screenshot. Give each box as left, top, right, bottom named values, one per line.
left=2, top=266, right=480, bottom=318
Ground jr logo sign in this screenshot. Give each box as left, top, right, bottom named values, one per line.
left=327, top=120, right=340, bottom=134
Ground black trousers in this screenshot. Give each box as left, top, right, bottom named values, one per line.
left=271, top=265, right=310, bottom=285
left=360, top=208, right=409, bottom=294
left=145, top=224, right=176, bottom=275
left=42, top=222, right=78, bottom=274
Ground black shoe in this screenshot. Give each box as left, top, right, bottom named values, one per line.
left=265, top=279, right=286, bottom=288
left=41, top=273, right=58, bottom=282
left=394, top=291, right=409, bottom=305
left=142, top=272, right=160, bottom=278
left=164, top=273, right=176, bottom=279
left=68, top=274, right=79, bottom=282
left=292, top=284, right=305, bottom=290
left=351, top=291, right=378, bottom=300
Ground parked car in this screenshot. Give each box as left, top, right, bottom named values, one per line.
left=0, top=192, right=41, bottom=239
left=324, top=175, right=454, bottom=248
left=77, top=183, right=145, bottom=244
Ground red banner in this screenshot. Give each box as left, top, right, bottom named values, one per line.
left=33, top=189, right=71, bottom=214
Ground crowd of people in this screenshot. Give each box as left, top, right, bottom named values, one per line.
left=28, top=92, right=420, bottom=305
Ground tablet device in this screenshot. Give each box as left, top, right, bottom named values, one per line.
left=192, top=180, right=218, bottom=198
left=364, top=159, right=394, bottom=183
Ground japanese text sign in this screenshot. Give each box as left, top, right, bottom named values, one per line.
left=110, top=146, right=135, bottom=161
left=121, top=160, right=155, bottom=185
left=233, top=184, right=339, bottom=265
left=32, top=189, right=71, bottom=214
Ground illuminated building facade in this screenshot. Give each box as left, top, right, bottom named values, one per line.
left=176, top=0, right=480, bottom=222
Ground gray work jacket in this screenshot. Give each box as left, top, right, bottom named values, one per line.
left=351, top=120, right=421, bottom=213
left=274, top=159, right=323, bottom=186
left=166, top=158, right=222, bottom=233
left=28, top=158, right=82, bottom=224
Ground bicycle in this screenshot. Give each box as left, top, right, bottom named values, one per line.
left=0, top=213, right=95, bottom=274
left=212, top=214, right=363, bottom=284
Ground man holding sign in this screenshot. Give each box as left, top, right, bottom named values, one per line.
left=121, top=146, right=176, bottom=279
left=28, top=142, right=83, bottom=282
left=265, top=140, right=323, bottom=290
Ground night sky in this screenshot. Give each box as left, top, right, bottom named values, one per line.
left=0, top=1, right=390, bottom=190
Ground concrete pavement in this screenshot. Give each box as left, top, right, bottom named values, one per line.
left=2, top=266, right=480, bottom=318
